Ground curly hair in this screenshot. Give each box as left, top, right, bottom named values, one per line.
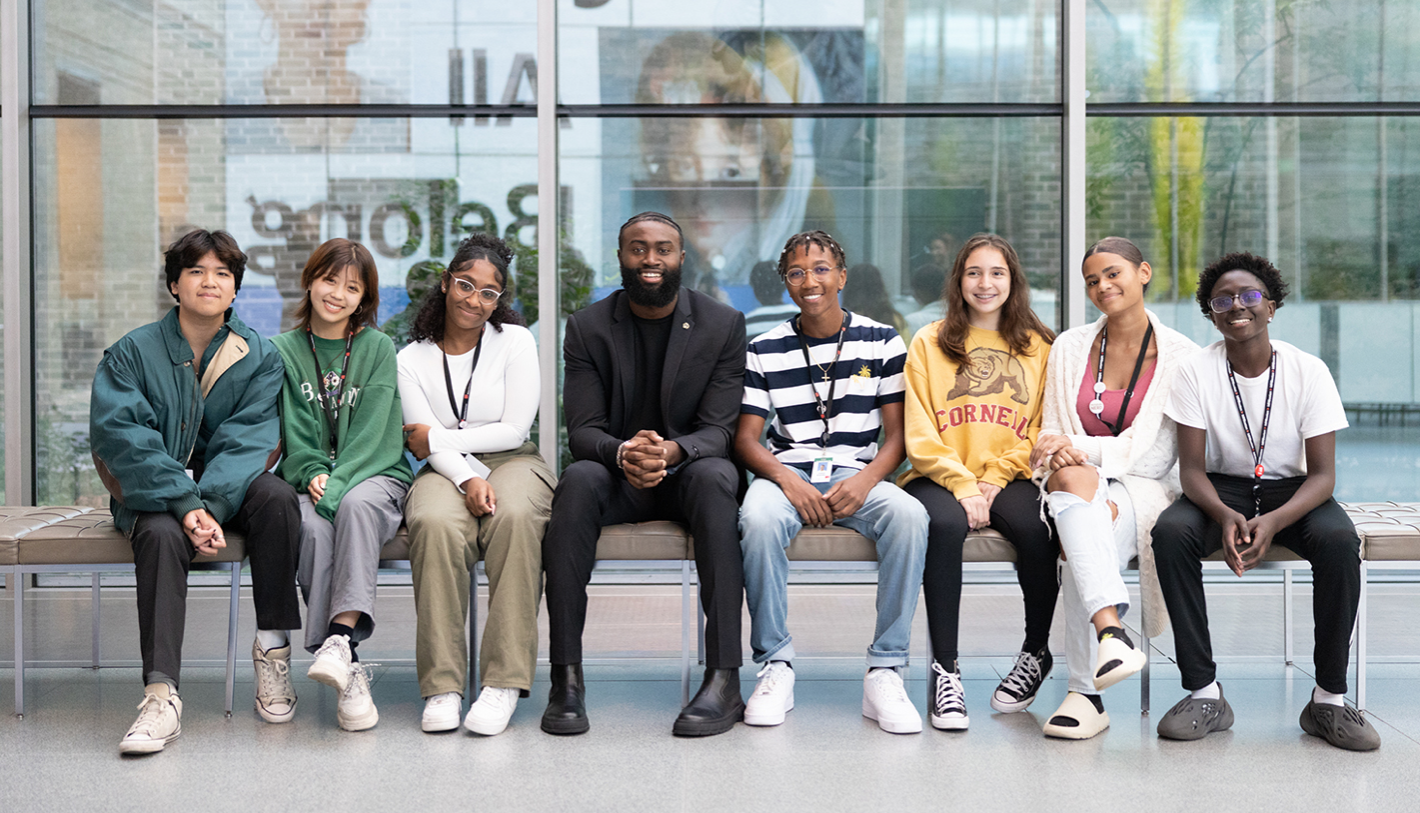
left=1195, top=251, right=1289, bottom=317
left=408, top=233, right=524, bottom=344
left=937, top=233, right=1054, bottom=366
left=776, top=230, right=846, bottom=278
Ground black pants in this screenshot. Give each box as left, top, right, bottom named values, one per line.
left=1151, top=473, right=1361, bottom=694
left=130, top=472, right=303, bottom=689
left=543, top=457, right=744, bottom=669
left=904, top=477, right=1058, bottom=665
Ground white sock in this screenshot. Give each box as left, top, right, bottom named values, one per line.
left=255, top=629, right=289, bottom=651
left=1312, top=686, right=1345, bottom=707
left=1190, top=681, right=1221, bottom=700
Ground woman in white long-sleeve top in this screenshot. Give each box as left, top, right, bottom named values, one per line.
left=1029, top=237, right=1198, bottom=739
left=397, top=233, right=556, bottom=736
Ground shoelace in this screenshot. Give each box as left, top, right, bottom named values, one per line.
left=254, top=653, right=293, bottom=698
left=342, top=663, right=374, bottom=700
left=315, top=637, right=349, bottom=661
left=476, top=687, right=518, bottom=710
left=753, top=663, right=789, bottom=697
left=997, top=651, right=1043, bottom=698
left=931, top=662, right=965, bottom=714
left=427, top=692, right=460, bottom=710
left=869, top=669, right=910, bottom=704
left=130, top=694, right=169, bottom=735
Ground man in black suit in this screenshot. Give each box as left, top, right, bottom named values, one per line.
left=541, top=212, right=747, bottom=737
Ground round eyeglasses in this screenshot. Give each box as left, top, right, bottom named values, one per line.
left=1209, top=289, right=1267, bottom=313
left=449, top=277, right=502, bottom=304
left=783, top=266, right=839, bottom=287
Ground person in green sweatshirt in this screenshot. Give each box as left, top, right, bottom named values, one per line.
left=273, top=238, right=413, bottom=732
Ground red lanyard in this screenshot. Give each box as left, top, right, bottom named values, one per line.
left=1226, top=349, right=1278, bottom=514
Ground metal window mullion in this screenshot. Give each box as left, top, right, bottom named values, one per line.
left=1061, top=0, right=1086, bottom=329
left=536, top=0, right=559, bottom=473
left=2, top=0, right=35, bottom=505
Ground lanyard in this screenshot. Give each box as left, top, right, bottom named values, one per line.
left=441, top=328, right=484, bottom=429
left=793, top=310, right=850, bottom=449
left=1089, top=322, right=1154, bottom=437
left=1226, top=349, right=1278, bottom=514
left=307, top=329, right=355, bottom=461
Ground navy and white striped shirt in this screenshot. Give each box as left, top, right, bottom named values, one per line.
left=742, top=312, right=906, bottom=472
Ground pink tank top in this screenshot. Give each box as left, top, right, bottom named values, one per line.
left=1076, top=359, right=1156, bottom=436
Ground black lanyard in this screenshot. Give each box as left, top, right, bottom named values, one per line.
left=307, top=329, right=354, bottom=461
left=441, top=329, right=484, bottom=429
left=1090, top=323, right=1154, bottom=437
left=1226, top=349, right=1278, bottom=514
left=793, top=310, right=850, bottom=449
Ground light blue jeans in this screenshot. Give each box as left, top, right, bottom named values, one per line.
left=739, top=466, right=929, bottom=668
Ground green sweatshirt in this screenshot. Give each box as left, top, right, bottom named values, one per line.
left=274, top=327, right=413, bottom=521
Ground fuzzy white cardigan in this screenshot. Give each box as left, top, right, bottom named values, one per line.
left=1035, top=309, right=1199, bottom=637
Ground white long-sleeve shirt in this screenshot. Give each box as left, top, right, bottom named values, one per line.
left=396, top=323, right=540, bottom=489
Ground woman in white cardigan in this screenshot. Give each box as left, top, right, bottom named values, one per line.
left=1029, top=237, right=1198, bottom=739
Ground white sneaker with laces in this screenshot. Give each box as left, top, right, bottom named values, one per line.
left=862, top=667, right=923, bottom=734
left=464, top=687, right=520, bottom=736
left=337, top=663, right=379, bottom=731
left=119, top=684, right=183, bottom=755
left=744, top=661, right=795, bottom=726
left=422, top=692, right=463, bottom=733
left=252, top=639, right=297, bottom=724
left=929, top=660, right=969, bottom=730
left=308, top=634, right=353, bottom=692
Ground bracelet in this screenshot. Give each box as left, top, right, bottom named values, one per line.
left=615, top=441, right=629, bottom=471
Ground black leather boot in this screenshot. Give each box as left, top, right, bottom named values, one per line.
left=672, top=667, right=744, bottom=737
left=540, top=663, right=589, bottom=735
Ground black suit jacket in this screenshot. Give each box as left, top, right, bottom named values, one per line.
left=563, top=288, right=747, bottom=473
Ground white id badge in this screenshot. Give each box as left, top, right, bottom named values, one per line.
left=810, top=456, right=833, bottom=484
left=184, top=469, right=195, bottom=480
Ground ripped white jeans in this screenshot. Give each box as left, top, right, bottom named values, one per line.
left=1046, top=472, right=1137, bottom=696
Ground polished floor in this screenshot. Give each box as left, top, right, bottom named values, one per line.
left=1, top=575, right=1418, bottom=812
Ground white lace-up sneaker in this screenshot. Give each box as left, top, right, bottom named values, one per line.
left=744, top=661, right=795, bottom=727
left=119, top=684, right=183, bottom=755
left=929, top=660, right=969, bottom=730
left=252, top=639, right=297, bottom=723
left=422, top=692, right=463, bottom=733
left=862, top=667, right=923, bottom=734
left=464, top=686, right=520, bottom=736
left=308, top=634, right=353, bottom=692
left=337, top=663, right=379, bottom=731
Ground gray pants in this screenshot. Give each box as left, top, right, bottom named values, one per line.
left=297, top=475, right=409, bottom=653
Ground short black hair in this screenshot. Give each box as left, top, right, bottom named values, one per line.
left=618, top=211, right=683, bottom=248
left=1195, top=251, right=1289, bottom=316
left=163, top=230, right=247, bottom=301
left=777, top=230, right=846, bottom=278
left=750, top=260, right=783, bottom=306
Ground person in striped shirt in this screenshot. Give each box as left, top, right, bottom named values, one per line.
left=734, top=230, right=930, bottom=734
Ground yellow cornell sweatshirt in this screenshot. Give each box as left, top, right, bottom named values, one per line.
left=897, top=323, right=1050, bottom=500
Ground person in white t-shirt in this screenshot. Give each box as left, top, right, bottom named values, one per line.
left=1151, top=252, right=1379, bottom=751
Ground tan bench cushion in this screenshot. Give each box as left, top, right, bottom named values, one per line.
left=16, top=508, right=245, bottom=566
left=1344, top=502, right=1420, bottom=562
left=0, top=506, right=96, bottom=566
left=783, top=526, right=1012, bottom=563
left=378, top=521, right=693, bottom=563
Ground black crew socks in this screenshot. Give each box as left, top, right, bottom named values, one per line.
left=328, top=622, right=358, bottom=662
left=1097, top=625, right=1135, bottom=649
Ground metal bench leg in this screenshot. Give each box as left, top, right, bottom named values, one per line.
left=224, top=562, right=240, bottom=718
left=1357, top=561, right=1368, bottom=712
left=13, top=572, right=23, bottom=718
left=1283, top=569, right=1295, bottom=665
left=91, top=573, right=101, bottom=669
left=469, top=564, right=482, bottom=700
left=680, top=561, right=691, bottom=707
left=1140, top=628, right=1150, bottom=715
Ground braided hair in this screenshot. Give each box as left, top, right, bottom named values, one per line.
left=408, top=233, right=524, bottom=344
left=776, top=230, right=847, bottom=278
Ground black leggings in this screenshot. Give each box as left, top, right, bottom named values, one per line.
left=905, top=477, right=1058, bottom=665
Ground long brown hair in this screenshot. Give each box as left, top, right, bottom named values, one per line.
left=936, top=233, right=1054, bottom=366
left=294, top=238, right=380, bottom=333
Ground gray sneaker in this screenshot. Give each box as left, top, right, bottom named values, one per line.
left=1157, top=684, right=1234, bottom=741
left=1300, top=699, right=1381, bottom=752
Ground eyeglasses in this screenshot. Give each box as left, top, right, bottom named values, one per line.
left=783, top=266, right=839, bottom=287
left=1208, top=289, right=1267, bottom=313
left=449, top=277, right=502, bottom=304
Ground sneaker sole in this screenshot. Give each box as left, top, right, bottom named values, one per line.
left=863, top=700, right=924, bottom=734
left=744, top=694, right=793, bottom=726
left=990, top=691, right=1037, bottom=714
left=422, top=714, right=462, bottom=733
left=254, top=698, right=297, bottom=724
left=308, top=661, right=351, bottom=693
left=338, top=706, right=379, bottom=732
left=119, top=724, right=180, bottom=755
left=464, top=713, right=513, bottom=736
left=929, top=713, right=969, bottom=731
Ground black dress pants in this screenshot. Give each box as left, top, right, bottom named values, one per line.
left=1152, top=474, right=1361, bottom=694
left=129, top=472, right=303, bottom=689
left=543, top=457, right=744, bottom=669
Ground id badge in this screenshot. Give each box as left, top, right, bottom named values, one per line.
left=810, top=456, right=833, bottom=484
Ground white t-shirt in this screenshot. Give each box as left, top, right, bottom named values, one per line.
left=1165, top=340, right=1347, bottom=479
left=397, top=323, right=540, bottom=488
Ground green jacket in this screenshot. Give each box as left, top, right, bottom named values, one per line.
left=273, top=327, right=412, bottom=521
left=90, top=307, right=285, bottom=534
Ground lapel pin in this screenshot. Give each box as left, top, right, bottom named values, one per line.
left=682, top=322, right=690, bottom=329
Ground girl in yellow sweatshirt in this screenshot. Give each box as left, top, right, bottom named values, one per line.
left=898, top=233, right=1056, bottom=730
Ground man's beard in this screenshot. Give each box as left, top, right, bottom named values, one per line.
left=620, top=262, right=683, bottom=310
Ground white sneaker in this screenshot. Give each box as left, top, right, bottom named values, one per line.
left=929, top=660, right=970, bottom=730
left=464, top=687, right=520, bottom=736
left=252, top=639, right=297, bottom=724
left=744, top=662, right=795, bottom=727
left=337, top=663, right=379, bottom=731
left=119, top=684, right=183, bottom=755
left=422, top=692, right=463, bottom=733
left=862, top=667, right=923, bottom=734
left=308, top=634, right=353, bottom=692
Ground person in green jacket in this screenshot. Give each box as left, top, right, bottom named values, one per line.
left=91, top=229, right=304, bottom=755
left=274, top=238, right=413, bottom=732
